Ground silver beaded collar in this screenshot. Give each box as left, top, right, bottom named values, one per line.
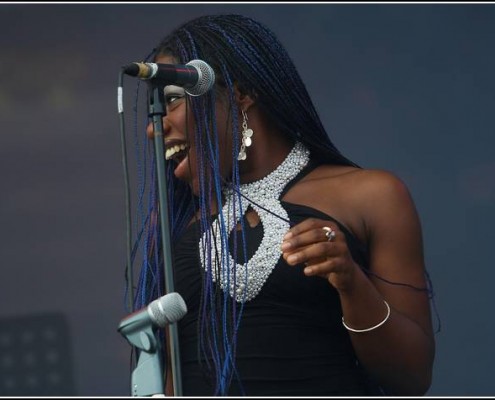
left=199, top=142, right=310, bottom=302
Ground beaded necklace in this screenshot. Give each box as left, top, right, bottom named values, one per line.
left=199, top=142, right=310, bottom=302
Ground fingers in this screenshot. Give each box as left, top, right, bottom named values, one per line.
left=303, top=257, right=340, bottom=277
left=283, top=240, right=340, bottom=266
left=283, top=218, right=338, bottom=240
left=281, top=218, right=343, bottom=273
left=281, top=218, right=358, bottom=291
left=281, top=219, right=340, bottom=256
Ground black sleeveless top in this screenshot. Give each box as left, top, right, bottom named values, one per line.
left=172, top=161, right=383, bottom=396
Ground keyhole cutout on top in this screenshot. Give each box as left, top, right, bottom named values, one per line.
left=230, top=206, right=264, bottom=264
left=236, top=207, right=261, bottom=230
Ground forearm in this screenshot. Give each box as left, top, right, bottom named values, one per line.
left=281, top=206, right=435, bottom=394
left=338, top=267, right=435, bottom=395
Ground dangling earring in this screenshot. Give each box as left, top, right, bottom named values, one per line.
left=238, top=109, right=254, bottom=161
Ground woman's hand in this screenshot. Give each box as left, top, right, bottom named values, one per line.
left=281, top=217, right=360, bottom=292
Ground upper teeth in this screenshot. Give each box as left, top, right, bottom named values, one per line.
left=165, top=144, right=187, bottom=160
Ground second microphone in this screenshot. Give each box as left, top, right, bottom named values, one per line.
left=122, top=59, right=215, bottom=96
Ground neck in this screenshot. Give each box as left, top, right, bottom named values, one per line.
left=238, top=131, right=295, bottom=184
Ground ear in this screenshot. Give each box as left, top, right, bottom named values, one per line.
left=233, top=83, right=256, bottom=111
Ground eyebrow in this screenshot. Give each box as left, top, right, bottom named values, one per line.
left=164, top=85, right=186, bottom=94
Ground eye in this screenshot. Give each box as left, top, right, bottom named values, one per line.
left=166, top=93, right=184, bottom=104
left=164, top=85, right=186, bottom=109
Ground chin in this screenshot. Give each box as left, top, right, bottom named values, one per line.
left=190, top=180, right=201, bottom=197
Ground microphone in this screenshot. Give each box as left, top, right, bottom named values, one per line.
left=122, top=59, right=215, bottom=96
left=117, top=293, right=187, bottom=397
left=118, top=292, right=188, bottom=337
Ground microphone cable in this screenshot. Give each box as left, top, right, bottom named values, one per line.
left=118, top=68, right=143, bottom=386
left=117, top=68, right=135, bottom=315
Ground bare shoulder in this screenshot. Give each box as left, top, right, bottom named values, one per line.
left=304, top=165, right=415, bottom=206
left=337, top=167, right=417, bottom=223
left=342, top=168, right=413, bottom=201
left=335, top=168, right=422, bottom=248
left=347, top=168, right=416, bottom=213
left=295, top=165, right=419, bottom=242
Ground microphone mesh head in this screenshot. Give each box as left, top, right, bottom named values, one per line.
left=148, top=292, right=188, bottom=328
left=185, top=59, right=215, bottom=96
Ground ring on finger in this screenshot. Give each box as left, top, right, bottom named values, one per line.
left=322, top=226, right=336, bottom=242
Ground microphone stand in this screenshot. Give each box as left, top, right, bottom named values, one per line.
left=120, top=320, right=165, bottom=396
left=147, top=83, right=183, bottom=396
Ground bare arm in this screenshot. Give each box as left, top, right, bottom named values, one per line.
left=282, top=170, right=435, bottom=395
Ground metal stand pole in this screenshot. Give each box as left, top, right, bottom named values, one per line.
left=147, top=83, right=183, bottom=396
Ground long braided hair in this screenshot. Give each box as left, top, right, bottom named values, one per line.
left=133, top=14, right=360, bottom=395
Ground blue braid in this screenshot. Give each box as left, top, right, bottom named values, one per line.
left=183, top=30, right=246, bottom=390
left=203, top=113, right=238, bottom=394
left=178, top=28, right=238, bottom=393
left=218, top=63, right=248, bottom=394
left=136, top=158, right=158, bottom=309
left=190, top=95, right=225, bottom=392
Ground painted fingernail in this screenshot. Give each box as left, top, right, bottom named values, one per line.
left=281, top=242, right=292, bottom=251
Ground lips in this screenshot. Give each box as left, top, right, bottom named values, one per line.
left=165, top=139, right=189, bottom=164
left=164, top=139, right=191, bottom=180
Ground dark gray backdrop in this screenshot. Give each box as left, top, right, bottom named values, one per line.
left=1, top=3, right=494, bottom=396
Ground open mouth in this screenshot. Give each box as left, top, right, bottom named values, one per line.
left=165, top=141, right=189, bottom=164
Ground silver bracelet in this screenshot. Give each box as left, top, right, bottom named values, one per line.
left=342, top=300, right=391, bottom=333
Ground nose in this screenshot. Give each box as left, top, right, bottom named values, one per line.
left=145, top=122, right=154, bottom=139
left=146, top=116, right=171, bottom=140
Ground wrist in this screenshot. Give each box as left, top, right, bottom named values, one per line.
left=331, top=261, right=365, bottom=295
left=342, top=299, right=391, bottom=333
left=336, top=265, right=391, bottom=331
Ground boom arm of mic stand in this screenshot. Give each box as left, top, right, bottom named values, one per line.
left=148, top=84, right=183, bottom=396
left=126, top=326, right=165, bottom=396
